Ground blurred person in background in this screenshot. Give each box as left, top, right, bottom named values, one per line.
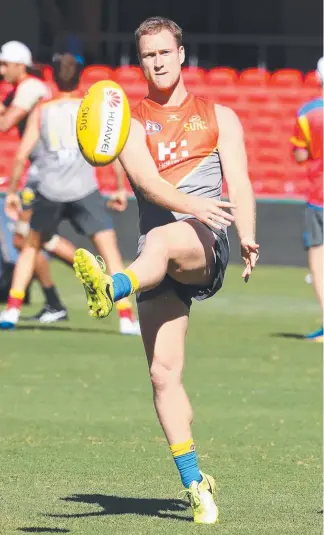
left=0, top=53, right=139, bottom=335
left=291, top=57, right=323, bottom=342
left=37, top=0, right=102, bottom=64
left=0, top=41, right=48, bottom=134
left=0, top=40, right=74, bottom=322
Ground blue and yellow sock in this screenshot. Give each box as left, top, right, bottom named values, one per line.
left=111, top=269, right=139, bottom=302
left=170, top=438, right=202, bottom=488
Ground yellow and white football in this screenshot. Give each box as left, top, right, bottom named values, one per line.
left=76, top=80, right=131, bottom=167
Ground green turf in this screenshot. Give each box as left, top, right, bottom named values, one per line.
left=0, top=262, right=322, bottom=535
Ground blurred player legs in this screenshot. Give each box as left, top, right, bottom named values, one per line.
left=0, top=53, right=139, bottom=335
left=291, top=57, right=324, bottom=341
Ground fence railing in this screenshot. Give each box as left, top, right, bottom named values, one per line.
left=46, top=31, right=322, bottom=69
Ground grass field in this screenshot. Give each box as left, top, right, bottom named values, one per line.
left=0, top=261, right=322, bottom=535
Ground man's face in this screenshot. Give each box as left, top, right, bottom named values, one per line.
left=0, top=62, right=24, bottom=83
left=138, top=29, right=185, bottom=91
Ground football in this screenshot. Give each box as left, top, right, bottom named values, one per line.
left=76, top=80, right=131, bottom=167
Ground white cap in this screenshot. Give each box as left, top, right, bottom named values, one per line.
left=0, top=41, right=32, bottom=66
left=316, top=56, right=324, bottom=84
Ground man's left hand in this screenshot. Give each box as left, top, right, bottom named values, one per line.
left=240, top=238, right=259, bottom=282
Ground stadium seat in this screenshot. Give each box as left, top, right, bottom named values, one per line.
left=80, top=65, right=114, bottom=86
left=261, top=103, right=283, bottom=120
left=291, top=165, right=308, bottom=180
left=123, top=83, right=147, bottom=106
left=213, top=86, right=240, bottom=106
left=42, top=65, right=53, bottom=81
left=263, top=165, right=288, bottom=181
left=181, top=66, right=206, bottom=84
left=190, top=84, right=215, bottom=98
left=300, top=86, right=321, bottom=103
left=254, top=136, right=282, bottom=152
left=280, top=116, right=296, bottom=134
left=249, top=117, right=275, bottom=135
left=232, top=105, right=252, bottom=123
left=272, top=88, right=304, bottom=111
left=244, top=137, right=256, bottom=154
left=96, top=166, right=133, bottom=194
left=114, top=65, right=144, bottom=84
left=239, top=68, right=270, bottom=86
left=256, top=150, right=283, bottom=167
left=293, top=179, right=311, bottom=196
left=304, top=70, right=319, bottom=87
left=206, top=67, right=238, bottom=86
left=270, top=69, right=303, bottom=87
left=241, top=87, right=271, bottom=107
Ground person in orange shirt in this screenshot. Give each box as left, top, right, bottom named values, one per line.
left=291, top=57, right=323, bottom=342
left=74, top=17, right=258, bottom=523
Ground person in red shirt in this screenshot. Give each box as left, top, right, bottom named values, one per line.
left=291, top=57, right=323, bottom=341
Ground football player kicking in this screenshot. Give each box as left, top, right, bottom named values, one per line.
left=73, top=17, right=259, bottom=523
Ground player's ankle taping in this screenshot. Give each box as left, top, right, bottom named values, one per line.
left=9, top=289, right=25, bottom=300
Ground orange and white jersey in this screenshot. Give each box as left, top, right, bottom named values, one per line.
left=132, top=93, right=224, bottom=236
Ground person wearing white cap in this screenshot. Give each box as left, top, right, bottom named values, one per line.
left=0, top=41, right=70, bottom=322
left=290, top=57, right=323, bottom=342
left=0, top=41, right=49, bottom=133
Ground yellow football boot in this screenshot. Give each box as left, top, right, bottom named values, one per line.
left=184, top=472, right=219, bottom=524
left=73, top=248, right=114, bottom=318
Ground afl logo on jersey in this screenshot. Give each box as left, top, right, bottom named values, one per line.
left=145, top=120, right=162, bottom=135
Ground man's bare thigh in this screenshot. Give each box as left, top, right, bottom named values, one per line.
left=162, top=218, right=217, bottom=287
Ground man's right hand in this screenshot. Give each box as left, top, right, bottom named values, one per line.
left=188, top=196, right=236, bottom=230
left=5, top=193, right=21, bottom=221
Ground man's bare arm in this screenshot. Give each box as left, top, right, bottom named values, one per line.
left=0, top=106, right=28, bottom=132
left=112, top=158, right=126, bottom=191
left=8, top=106, right=40, bottom=193
left=119, top=119, right=198, bottom=214
left=216, top=105, right=256, bottom=242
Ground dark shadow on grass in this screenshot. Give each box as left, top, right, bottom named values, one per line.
left=270, top=332, right=305, bottom=340
left=15, top=325, right=119, bottom=335
left=18, top=529, right=69, bottom=533
left=46, top=494, right=190, bottom=522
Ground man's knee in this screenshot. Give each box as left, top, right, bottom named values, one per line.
left=25, top=230, right=42, bottom=249
left=146, top=226, right=168, bottom=244
left=13, top=232, right=24, bottom=250
left=145, top=227, right=170, bottom=259
left=150, top=358, right=182, bottom=392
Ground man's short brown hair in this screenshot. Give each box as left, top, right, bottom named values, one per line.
left=135, top=17, right=183, bottom=52
left=52, top=53, right=82, bottom=92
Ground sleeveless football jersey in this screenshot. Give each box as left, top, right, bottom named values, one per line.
left=131, top=93, right=224, bottom=236
left=35, top=93, right=97, bottom=202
